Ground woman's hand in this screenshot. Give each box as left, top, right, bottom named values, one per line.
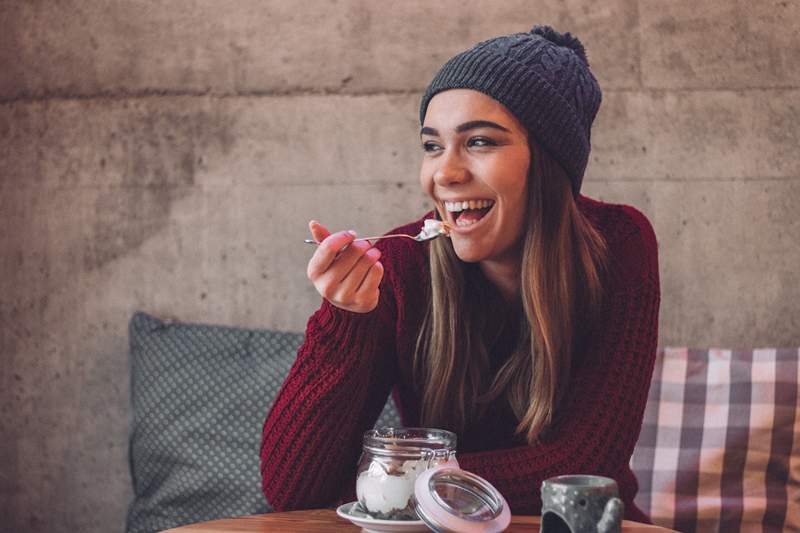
left=306, top=220, right=384, bottom=313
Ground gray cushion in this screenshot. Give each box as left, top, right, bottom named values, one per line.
left=126, top=312, right=402, bottom=533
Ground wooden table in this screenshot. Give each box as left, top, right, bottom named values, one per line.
left=165, top=509, right=678, bottom=532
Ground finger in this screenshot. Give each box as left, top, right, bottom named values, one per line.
left=356, top=260, right=384, bottom=302
left=312, top=239, right=373, bottom=291
left=308, top=220, right=331, bottom=243
left=337, top=247, right=381, bottom=295
left=307, top=230, right=357, bottom=279
left=328, top=252, right=382, bottom=311
left=335, top=240, right=376, bottom=284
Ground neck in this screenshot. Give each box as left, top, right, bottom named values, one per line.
left=479, top=256, right=521, bottom=304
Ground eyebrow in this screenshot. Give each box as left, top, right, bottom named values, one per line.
left=420, top=120, right=512, bottom=137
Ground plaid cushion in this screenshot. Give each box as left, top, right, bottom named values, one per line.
left=631, top=347, right=800, bottom=533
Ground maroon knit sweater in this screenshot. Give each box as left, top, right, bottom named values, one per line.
left=260, top=195, right=660, bottom=522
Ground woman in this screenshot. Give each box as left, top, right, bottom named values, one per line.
left=261, top=26, right=659, bottom=522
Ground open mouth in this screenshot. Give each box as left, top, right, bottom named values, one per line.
left=444, top=199, right=495, bottom=229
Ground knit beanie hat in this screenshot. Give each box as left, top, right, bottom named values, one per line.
left=419, top=25, right=602, bottom=196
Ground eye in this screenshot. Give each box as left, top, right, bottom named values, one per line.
left=468, top=137, right=496, bottom=147
left=422, top=141, right=442, bottom=153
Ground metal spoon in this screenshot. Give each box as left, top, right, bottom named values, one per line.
left=304, top=220, right=451, bottom=245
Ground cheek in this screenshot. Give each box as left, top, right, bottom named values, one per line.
left=419, top=166, right=434, bottom=197
left=510, top=198, right=529, bottom=238
left=491, top=166, right=528, bottom=207
left=511, top=183, right=529, bottom=225
left=497, top=173, right=529, bottom=236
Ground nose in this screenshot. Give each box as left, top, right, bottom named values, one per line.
left=432, top=149, right=469, bottom=187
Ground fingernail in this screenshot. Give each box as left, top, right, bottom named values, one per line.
left=367, top=248, right=381, bottom=259
left=309, top=219, right=318, bottom=226
left=347, top=230, right=357, bottom=237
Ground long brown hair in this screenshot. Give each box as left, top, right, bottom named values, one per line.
left=413, top=142, right=608, bottom=445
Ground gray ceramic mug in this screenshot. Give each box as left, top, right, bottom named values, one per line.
left=540, top=475, right=623, bottom=533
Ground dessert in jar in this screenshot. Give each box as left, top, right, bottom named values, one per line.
left=355, top=427, right=457, bottom=520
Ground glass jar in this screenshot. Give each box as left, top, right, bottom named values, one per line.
left=355, top=427, right=457, bottom=520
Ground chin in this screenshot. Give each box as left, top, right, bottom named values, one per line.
left=450, top=240, right=487, bottom=263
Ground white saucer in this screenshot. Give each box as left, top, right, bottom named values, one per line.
left=336, top=501, right=429, bottom=532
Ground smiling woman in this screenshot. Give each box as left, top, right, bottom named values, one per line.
left=417, top=88, right=610, bottom=450
left=420, top=96, right=531, bottom=269
left=261, top=25, right=660, bottom=525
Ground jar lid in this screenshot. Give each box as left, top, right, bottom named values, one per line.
left=413, top=464, right=510, bottom=533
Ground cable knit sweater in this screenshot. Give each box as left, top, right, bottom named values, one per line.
left=260, top=195, right=660, bottom=522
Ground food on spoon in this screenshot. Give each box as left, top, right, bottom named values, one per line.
left=420, top=219, right=451, bottom=239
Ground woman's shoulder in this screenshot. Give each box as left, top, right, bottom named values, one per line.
left=577, top=194, right=656, bottom=248
left=577, top=195, right=659, bottom=286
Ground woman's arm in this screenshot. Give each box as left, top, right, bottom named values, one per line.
left=259, top=295, right=398, bottom=511
left=457, top=207, right=660, bottom=514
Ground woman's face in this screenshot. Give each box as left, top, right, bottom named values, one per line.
left=420, top=89, right=531, bottom=265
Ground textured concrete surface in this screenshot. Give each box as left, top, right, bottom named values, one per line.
left=583, top=179, right=800, bottom=346
left=1, top=2, right=799, bottom=533
left=0, top=0, right=641, bottom=99
left=592, top=90, right=800, bottom=179
left=640, top=0, right=800, bottom=89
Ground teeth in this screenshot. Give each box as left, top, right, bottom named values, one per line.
left=444, top=199, right=494, bottom=212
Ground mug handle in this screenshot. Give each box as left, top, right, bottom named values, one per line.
left=597, top=497, right=624, bottom=533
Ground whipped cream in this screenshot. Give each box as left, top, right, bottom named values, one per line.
left=419, top=219, right=449, bottom=240
left=356, top=459, right=427, bottom=518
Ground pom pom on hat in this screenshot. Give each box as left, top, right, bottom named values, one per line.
left=530, top=25, right=589, bottom=65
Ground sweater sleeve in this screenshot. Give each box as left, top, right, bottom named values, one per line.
left=259, top=289, right=398, bottom=511
left=456, top=207, right=660, bottom=515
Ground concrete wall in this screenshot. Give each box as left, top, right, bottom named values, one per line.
left=1, top=1, right=798, bottom=532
